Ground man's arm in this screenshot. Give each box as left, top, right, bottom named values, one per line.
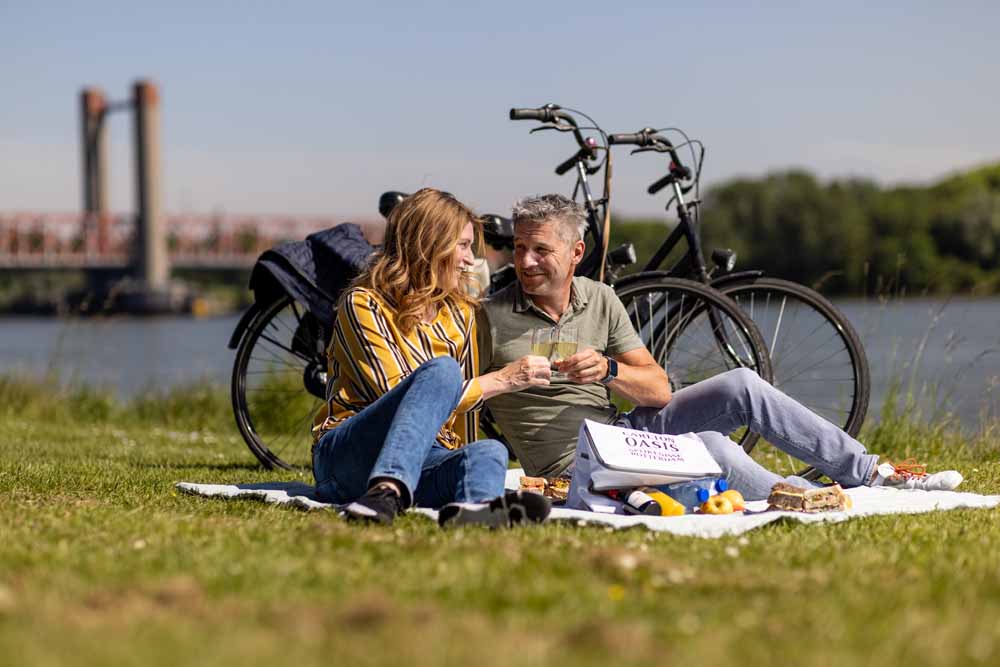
left=555, top=346, right=671, bottom=408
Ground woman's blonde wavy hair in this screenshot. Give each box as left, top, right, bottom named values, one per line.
left=353, top=188, right=482, bottom=334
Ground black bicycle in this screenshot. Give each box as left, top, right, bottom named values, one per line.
left=506, top=105, right=773, bottom=450
left=604, top=126, right=870, bottom=477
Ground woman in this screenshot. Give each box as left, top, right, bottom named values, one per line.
left=312, top=188, right=552, bottom=526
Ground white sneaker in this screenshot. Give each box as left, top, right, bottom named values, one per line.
left=875, top=462, right=963, bottom=491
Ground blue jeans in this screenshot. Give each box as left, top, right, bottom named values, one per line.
left=312, top=356, right=508, bottom=508
left=620, top=368, right=878, bottom=501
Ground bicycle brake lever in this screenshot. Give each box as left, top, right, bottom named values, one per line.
left=530, top=121, right=575, bottom=134
left=629, top=147, right=659, bottom=155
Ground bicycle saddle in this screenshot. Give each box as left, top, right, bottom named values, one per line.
left=379, top=191, right=409, bottom=219
left=481, top=214, right=514, bottom=250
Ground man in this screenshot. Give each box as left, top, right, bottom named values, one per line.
left=478, top=194, right=962, bottom=499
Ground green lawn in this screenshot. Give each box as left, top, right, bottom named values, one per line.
left=2, top=376, right=999, bottom=666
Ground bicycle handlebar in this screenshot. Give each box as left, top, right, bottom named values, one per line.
left=610, top=128, right=693, bottom=187
left=608, top=132, right=651, bottom=146
left=509, top=106, right=577, bottom=127
left=554, top=153, right=581, bottom=176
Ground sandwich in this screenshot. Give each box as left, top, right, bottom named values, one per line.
left=767, top=482, right=851, bottom=513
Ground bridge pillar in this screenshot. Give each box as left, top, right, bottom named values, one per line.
left=79, top=87, right=110, bottom=253
left=133, top=79, right=168, bottom=290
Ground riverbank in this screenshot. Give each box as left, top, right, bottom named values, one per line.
left=2, top=375, right=999, bottom=666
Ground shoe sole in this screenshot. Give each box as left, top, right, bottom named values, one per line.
left=344, top=501, right=395, bottom=525
left=438, top=490, right=551, bottom=529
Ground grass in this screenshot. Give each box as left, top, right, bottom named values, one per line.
left=2, top=376, right=1000, bottom=666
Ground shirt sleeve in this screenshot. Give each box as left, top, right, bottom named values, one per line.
left=455, top=377, right=484, bottom=414
left=455, top=304, right=484, bottom=414
left=334, top=289, right=409, bottom=401
left=603, top=284, right=646, bottom=356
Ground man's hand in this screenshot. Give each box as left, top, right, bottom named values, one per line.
left=554, top=349, right=608, bottom=384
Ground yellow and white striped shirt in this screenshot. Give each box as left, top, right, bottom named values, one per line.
left=313, top=287, right=483, bottom=449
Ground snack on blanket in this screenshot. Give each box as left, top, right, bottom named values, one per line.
left=544, top=476, right=570, bottom=502
left=519, top=476, right=547, bottom=494
left=518, top=476, right=569, bottom=501
left=700, top=494, right=734, bottom=515
left=767, top=482, right=850, bottom=513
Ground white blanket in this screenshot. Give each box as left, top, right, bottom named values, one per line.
left=176, top=469, right=1000, bottom=539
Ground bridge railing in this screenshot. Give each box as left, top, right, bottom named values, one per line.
left=0, top=212, right=382, bottom=270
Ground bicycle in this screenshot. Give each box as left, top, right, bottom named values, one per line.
left=227, top=105, right=774, bottom=470
left=505, top=105, right=773, bottom=449
left=603, top=126, right=870, bottom=477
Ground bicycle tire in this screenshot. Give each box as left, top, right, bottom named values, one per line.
left=613, top=277, right=774, bottom=450
left=717, top=277, right=870, bottom=479
left=231, top=295, right=329, bottom=470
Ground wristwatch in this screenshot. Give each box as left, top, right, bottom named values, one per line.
left=599, top=355, right=618, bottom=385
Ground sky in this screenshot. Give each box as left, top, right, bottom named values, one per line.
left=1, top=1, right=998, bottom=220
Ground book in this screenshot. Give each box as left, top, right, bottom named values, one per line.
left=579, top=419, right=723, bottom=490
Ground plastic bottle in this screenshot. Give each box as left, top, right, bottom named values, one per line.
left=658, top=476, right=729, bottom=512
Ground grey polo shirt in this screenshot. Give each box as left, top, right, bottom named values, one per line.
left=478, top=277, right=645, bottom=477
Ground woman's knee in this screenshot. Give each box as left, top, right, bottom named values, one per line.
left=414, top=356, right=463, bottom=392
left=467, top=438, right=509, bottom=468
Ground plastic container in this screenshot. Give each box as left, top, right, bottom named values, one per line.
left=657, top=476, right=728, bottom=512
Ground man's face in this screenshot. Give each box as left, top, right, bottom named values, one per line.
left=513, top=219, right=584, bottom=298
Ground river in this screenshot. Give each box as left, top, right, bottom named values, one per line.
left=1, top=297, right=998, bottom=429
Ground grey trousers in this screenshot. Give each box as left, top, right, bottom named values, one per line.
left=619, top=367, right=878, bottom=501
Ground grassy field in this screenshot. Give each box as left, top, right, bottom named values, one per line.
left=2, top=375, right=999, bottom=666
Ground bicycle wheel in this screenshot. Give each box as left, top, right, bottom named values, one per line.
left=231, top=295, right=329, bottom=470
left=614, top=277, right=773, bottom=450
left=717, top=277, right=870, bottom=478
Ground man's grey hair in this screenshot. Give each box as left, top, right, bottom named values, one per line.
left=511, top=194, right=587, bottom=245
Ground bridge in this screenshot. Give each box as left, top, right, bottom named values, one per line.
left=0, top=211, right=380, bottom=271
left=0, top=78, right=383, bottom=313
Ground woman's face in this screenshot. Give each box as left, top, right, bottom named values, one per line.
left=446, top=222, right=476, bottom=289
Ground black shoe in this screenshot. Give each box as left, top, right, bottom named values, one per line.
left=345, top=485, right=404, bottom=525
left=438, top=490, right=551, bottom=529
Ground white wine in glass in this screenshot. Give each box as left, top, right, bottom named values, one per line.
left=532, top=326, right=578, bottom=379
left=530, top=327, right=555, bottom=359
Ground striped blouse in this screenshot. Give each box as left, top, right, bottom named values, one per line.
left=312, top=287, right=484, bottom=449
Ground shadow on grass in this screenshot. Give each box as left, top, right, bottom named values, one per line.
left=134, top=461, right=272, bottom=472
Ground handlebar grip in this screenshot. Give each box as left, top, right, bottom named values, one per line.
left=608, top=133, right=645, bottom=146
left=648, top=174, right=673, bottom=195
left=510, top=108, right=548, bottom=121
left=555, top=154, right=579, bottom=176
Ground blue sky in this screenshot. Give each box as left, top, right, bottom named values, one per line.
left=1, top=1, right=998, bottom=219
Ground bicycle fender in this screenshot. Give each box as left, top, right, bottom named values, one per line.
left=609, top=270, right=673, bottom=290
left=227, top=303, right=261, bottom=350
left=708, top=270, right=765, bottom=288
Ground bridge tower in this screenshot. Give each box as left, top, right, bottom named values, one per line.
left=78, top=79, right=176, bottom=312
left=132, top=80, right=167, bottom=290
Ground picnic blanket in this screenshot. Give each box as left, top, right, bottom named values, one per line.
left=176, top=469, right=1000, bottom=539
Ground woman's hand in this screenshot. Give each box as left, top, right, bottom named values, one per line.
left=479, top=355, right=551, bottom=399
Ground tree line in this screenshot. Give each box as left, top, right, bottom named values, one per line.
left=610, top=161, right=1000, bottom=296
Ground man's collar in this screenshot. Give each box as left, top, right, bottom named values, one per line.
left=514, top=277, right=589, bottom=318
